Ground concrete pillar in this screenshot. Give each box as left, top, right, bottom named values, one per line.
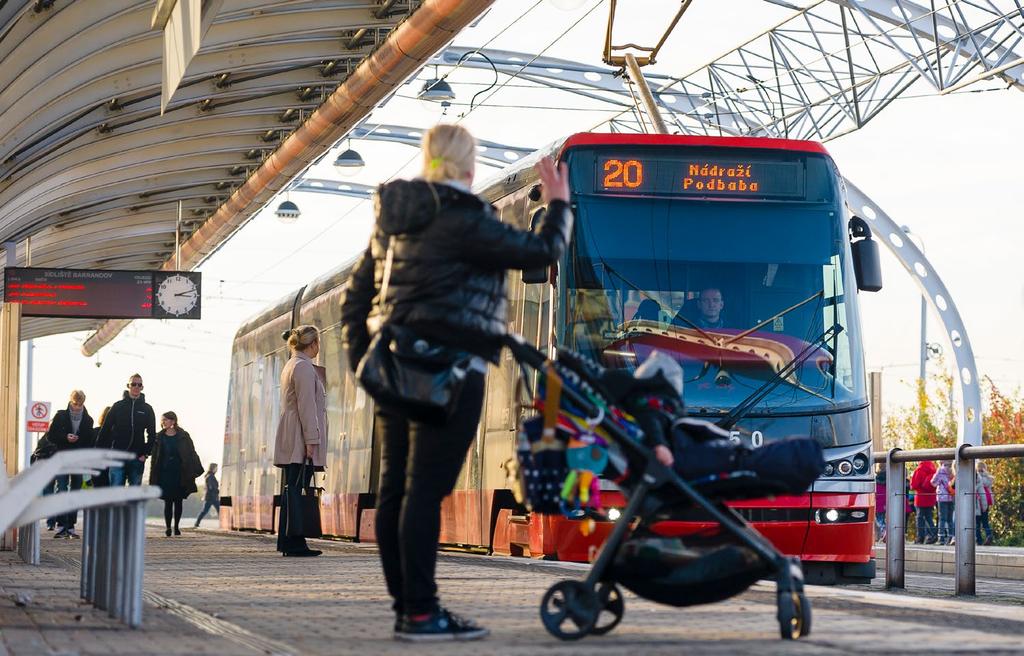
left=1, top=242, right=22, bottom=550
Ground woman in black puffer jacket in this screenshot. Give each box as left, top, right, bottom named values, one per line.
left=340, top=124, right=571, bottom=642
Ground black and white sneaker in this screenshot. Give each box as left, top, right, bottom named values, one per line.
left=395, top=607, right=489, bottom=642
left=53, top=527, right=69, bottom=539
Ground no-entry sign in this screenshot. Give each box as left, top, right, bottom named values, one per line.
left=26, top=400, right=50, bottom=433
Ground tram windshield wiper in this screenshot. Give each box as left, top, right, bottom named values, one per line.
left=716, top=324, right=842, bottom=431
left=722, top=291, right=823, bottom=346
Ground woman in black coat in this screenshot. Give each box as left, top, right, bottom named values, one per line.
left=148, top=411, right=203, bottom=536
left=340, top=124, right=572, bottom=642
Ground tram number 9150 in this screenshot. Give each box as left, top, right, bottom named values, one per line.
left=730, top=430, right=765, bottom=448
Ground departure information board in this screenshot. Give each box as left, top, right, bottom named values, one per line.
left=3, top=268, right=201, bottom=319
left=596, top=155, right=805, bottom=199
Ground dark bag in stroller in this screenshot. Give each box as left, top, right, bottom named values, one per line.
left=671, top=421, right=825, bottom=496
left=611, top=536, right=769, bottom=607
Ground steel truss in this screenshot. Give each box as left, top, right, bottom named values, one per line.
left=433, top=1, right=1024, bottom=140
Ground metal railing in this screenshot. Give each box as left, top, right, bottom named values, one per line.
left=872, top=444, right=1024, bottom=596
left=15, top=520, right=39, bottom=564
left=80, top=502, right=149, bottom=628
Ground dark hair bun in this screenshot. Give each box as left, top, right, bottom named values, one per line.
left=281, top=330, right=293, bottom=342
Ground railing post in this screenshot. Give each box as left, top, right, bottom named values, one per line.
left=81, top=508, right=93, bottom=600
left=128, top=501, right=146, bottom=628
left=109, top=507, right=124, bottom=619
left=885, top=448, right=905, bottom=589
left=954, top=444, right=976, bottom=596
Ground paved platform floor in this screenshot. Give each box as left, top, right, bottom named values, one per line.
left=2, top=527, right=1023, bottom=655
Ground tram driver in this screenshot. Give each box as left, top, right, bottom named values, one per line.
left=673, top=286, right=727, bottom=330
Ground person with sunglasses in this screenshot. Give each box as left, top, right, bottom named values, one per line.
left=97, top=373, right=156, bottom=486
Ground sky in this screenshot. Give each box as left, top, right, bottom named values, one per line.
left=15, top=0, right=1024, bottom=471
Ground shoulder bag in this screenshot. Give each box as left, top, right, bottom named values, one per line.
left=282, top=459, right=322, bottom=539
left=356, top=233, right=475, bottom=425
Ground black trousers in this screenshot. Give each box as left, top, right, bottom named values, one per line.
left=375, top=371, right=485, bottom=616
left=277, top=463, right=313, bottom=553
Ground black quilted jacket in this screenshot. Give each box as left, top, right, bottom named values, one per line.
left=340, top=179, right=572, bottom=368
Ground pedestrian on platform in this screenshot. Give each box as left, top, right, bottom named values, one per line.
left=273, top=325, right=327, bottom=558
left=931, top=461, right=955, bottom=545
left=45, top=390, right=94, bottom=538
left=975, top=461, right=996, bottom=545
left=341, top=123, right=572, bottom=642
left=194, top=463, right=220, bottom=527
left=97, top=374, right=156, bottom=486
left=149, top=411, right=204, bottom=536
left=910, top=460, right=938, bottom=544
left=90, top=406, right=112, bottom=488
left=874, top=467, right=886, bottom=543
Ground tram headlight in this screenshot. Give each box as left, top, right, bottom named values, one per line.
left=607, top=508, right=621, bottom=521
left=823, top=462, right=835, bottom=477
left=836, top=460, right=853, bottom=476
left=852, top=454, right=869, bottom=474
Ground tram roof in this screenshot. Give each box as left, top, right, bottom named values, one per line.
left=0, top=0, right=491, bottom=346
left=557, top=133, right=832, bottom=156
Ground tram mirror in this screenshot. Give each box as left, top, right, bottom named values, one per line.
left=849, top=216, right=883, bottom=292
left=523, top=207, right=549, bottom=284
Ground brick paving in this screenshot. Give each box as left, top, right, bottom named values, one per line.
left=2, top=527, right=1023, bottom=655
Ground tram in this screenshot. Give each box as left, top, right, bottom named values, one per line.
left=221, top=133, right=879, bottom=584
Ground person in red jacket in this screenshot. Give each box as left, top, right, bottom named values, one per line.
left=910, top=460, right=938, bottom=544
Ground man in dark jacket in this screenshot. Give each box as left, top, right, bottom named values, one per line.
left=97, top=373, right=156, bottom=487
left=44, top=390, right=94, bottom=538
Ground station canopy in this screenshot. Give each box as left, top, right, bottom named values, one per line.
left=0, top=0, right=490, bottom=346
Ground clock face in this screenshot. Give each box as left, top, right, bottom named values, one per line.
left=153, top=272, right=201, bottom=319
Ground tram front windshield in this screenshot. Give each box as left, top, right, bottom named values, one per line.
left=563, top=196, right=866, bottom=415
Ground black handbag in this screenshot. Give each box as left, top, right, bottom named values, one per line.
left=356, top=236, right=474, bottom=425
left=282, top=460, right=322, bottom=539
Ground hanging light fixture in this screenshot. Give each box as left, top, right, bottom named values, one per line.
left=275, top=198, right=300, bottom=223
left=417, top=66, right=456, bottom=106
left=333, top=139, right=365, bottom=177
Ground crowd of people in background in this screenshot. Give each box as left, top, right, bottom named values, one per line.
left=31, top=374, right=219, bottom=538
left=874, top=459, right=997, bottom=546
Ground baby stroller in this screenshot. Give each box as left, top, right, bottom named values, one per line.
left=504, top=334, right=819, bottom=641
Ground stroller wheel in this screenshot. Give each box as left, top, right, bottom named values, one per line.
left=777, top=591, right=811, bottom=640
left=540, top=580, right=599, bottom=640
left=590, top=583, right=625, bottom=636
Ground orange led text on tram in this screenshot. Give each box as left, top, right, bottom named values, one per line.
left=602, top=159, right=644, bottom=189
left=682, top=163, right=759, bottom=193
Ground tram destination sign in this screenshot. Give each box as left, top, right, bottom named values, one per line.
left=596, top=155, right=804, bottom=199
left=3, top=267, right=201, bottom=320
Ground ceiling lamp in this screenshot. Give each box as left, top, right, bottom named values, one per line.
left=333, top=140, right=365, bottom=177
left=275, top=199, right=300, bottom=223
left=418, top=77, right=455, bottom=103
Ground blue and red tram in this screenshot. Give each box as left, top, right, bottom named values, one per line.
left=221, top=133, right=877, bottom=583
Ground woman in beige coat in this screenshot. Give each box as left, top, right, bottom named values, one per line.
left=274, top=324, right=327, bottom=557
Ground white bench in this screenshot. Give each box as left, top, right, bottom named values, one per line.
left=1, top=449, right=161, bottom=627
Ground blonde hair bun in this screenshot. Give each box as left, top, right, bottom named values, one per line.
left=285, top=325, right=320, bottom=350
left=422, top=124, right=476, bottom=184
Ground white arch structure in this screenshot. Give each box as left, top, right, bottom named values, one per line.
left=844, top=181, right=981, bottom=448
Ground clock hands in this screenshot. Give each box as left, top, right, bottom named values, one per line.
left=173, top=291, right=198, bottom=297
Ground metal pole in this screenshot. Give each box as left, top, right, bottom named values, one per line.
left=623, top=52, right=669, bottom=135
left=885, top=449, right=905, bottom=589
left=919, top=296, right=927, bottom=383
left=175, top=200, right=182, bottom=270
left=954, top=445, right=976, bottom=595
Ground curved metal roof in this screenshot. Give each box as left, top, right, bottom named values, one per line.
left=0, top=0, right=492, bottom=345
